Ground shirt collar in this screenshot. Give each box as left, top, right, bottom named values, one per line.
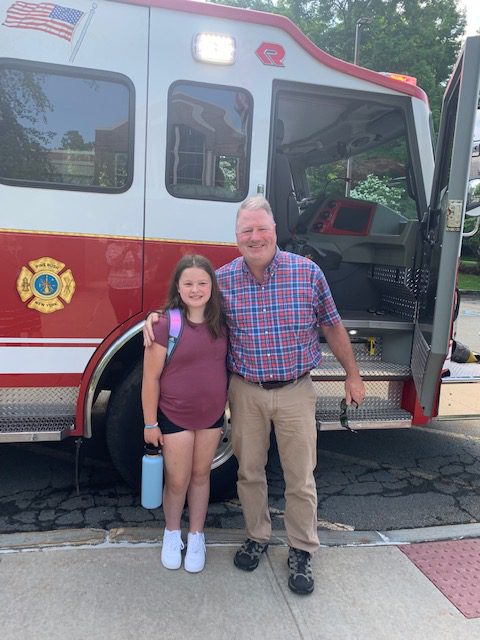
left=241, top=247, right=281, bottom=283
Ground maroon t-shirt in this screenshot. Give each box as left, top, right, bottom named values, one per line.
left=153, top=314, right=228, bottom=429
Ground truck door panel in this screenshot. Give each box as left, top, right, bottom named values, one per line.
left=413, top=36, right=480, bottom=415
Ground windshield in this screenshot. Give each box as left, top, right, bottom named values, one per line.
left=276, top=88, right=419, bottom=220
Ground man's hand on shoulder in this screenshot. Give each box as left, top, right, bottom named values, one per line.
left=143, top=312, right=160, bottom=348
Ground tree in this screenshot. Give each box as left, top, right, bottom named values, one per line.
left=60, top=130, right=93, bottom=150
left=354, top=0, right=465, bottom=126
left=0, top=69, right=55, bottom=180
left=350, top=173, right=403, bottom=209
left=211, top=0, right=466, bottom=127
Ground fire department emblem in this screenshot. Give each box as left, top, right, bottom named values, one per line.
left=16, top=257, right=76, bottom=314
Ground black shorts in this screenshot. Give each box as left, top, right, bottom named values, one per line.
left=158, top=410, right=224, bottom=435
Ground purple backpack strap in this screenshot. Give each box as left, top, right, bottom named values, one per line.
left=166, top=309, right=183, bottom=364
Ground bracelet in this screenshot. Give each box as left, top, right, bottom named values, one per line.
left=144, top=422, right=159, bottom=429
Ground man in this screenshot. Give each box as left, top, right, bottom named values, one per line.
left=144, top=196, right=365, bottom=595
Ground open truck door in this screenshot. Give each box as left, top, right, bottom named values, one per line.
left=412, top=36, right=480, bottom=417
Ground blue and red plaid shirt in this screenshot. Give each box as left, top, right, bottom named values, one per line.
left=216, top=249, right=341, bottom=382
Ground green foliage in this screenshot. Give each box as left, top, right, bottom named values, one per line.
left=0, top=70, right=55, bottom=180
left=457, top=272, right=480, bottom=292
left=459, top=259, right=480, bottom=275
left=350, top=173, right=403, bottom=209
left=60, top=130, right=93, bottom=151
left=217, top=157, right=238, bottom=191
left=462, top=218, right=480, bottom=261
left=357, top=0, right=466, bottom=127
left=211, top=0, right=467, bottom=128
left=305, top=162, right=347, bottom=198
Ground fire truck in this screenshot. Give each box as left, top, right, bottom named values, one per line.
left=1, top=0, right=480, bottom=497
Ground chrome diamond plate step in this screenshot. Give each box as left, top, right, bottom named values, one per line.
left=0, top=387, right=77, bottom=442
left=313, top=340, right=411, bottom=380
left=312, top=380, right=412, bottom=430
left=0, top=417, right=73, bottom=442
left=311, top=360, right=411, bottom=381
left=316, top=405, right=412, bottom=431
left=313, top=379, right=405, bottom=406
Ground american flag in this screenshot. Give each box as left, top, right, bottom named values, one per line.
left=3, top=2, right=84, bottom=41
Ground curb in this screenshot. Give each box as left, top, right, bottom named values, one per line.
left=2, top=523, right=480, bottom=553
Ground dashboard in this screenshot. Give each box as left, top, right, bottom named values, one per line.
left=297, top=197, right=419, bottom=269
left=310, top=199, right=375, bottom=236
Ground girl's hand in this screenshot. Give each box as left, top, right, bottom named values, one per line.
left=144, top=426, right=164, bottom=448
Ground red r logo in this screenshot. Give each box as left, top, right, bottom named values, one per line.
left=255, top=42, right=285, bottom=67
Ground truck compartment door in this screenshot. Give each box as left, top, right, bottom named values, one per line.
left=412, top=36, right=480, bottom=415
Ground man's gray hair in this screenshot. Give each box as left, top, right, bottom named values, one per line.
left=236, top=196, right=274, bottom=228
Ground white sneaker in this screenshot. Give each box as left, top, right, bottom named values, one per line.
left=161, top=529, right=184, bottom=570
left=184, top=532, right=206, bottom=573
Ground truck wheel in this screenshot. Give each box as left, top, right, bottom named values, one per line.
left=105, top=361, right=144, bottom=490
left=105, top=362, right=237, bottom=501
left=210, top=406, right=238, bottom=501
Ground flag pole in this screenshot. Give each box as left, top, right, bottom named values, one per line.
left=69, top=2, right=97, bottom=63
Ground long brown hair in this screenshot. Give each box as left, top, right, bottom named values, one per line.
left=163, top=254, right=225, bottom=339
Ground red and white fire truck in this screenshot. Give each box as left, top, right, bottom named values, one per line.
left=1, top=0, right=480, bottom=497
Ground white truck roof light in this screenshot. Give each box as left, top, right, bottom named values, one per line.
left=193, top=33, right=236, bottom=65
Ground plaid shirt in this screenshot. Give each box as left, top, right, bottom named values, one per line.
left=216, top=249, right=341, bottom=382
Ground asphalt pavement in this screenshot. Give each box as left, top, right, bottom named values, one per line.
left=4, top=421, right=480, bottom=534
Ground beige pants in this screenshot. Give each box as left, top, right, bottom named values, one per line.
left=228, top=374, right=319, bottom=553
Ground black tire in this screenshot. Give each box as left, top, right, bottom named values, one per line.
left=210, top=457, right=238, bottom=501
left=105, top=361, right=237, bottom=501
left=105, top=361, right=145, bottom=491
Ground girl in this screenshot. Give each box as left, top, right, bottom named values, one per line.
left=142, top=254, right=227, bottom=573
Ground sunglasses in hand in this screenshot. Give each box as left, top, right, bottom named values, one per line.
left=340, top=398, right=358, bottom=434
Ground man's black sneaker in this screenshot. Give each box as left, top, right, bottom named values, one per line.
left=288, top=547, right=314, bottom=595
left=234, top=538, right=269, bottom=571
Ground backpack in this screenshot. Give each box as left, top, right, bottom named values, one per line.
left=165, top=308, right=183, bottom=365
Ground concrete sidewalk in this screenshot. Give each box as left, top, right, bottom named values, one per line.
left=2, top=526, right=480, bottom=639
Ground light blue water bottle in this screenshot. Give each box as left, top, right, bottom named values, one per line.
left=141, top=444, right=163, bottom=509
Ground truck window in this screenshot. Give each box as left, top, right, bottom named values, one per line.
left=305, top=137, right=417, bottom=219
left=276, top=89, right=419, bottom=221
left=166, top=82, right=252, bottom=201
left=0, top=60, right=134, bottom=192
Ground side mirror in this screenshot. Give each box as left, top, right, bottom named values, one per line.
left=466, top=178, right=480, bottom=215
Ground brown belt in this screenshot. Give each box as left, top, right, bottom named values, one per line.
left=238, top=372, right=309, bottom=390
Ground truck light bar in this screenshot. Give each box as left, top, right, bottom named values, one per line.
left=193, top=33, right=236, bottom=65
left=379, top=72, right=417, bottom=86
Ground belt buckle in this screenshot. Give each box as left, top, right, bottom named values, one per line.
left=258, top=379, right=274, bottom=390
left=261, top=379, right=287, bottom=390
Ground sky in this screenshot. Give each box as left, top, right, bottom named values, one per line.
left=460, top=0, right=480, bottom=36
